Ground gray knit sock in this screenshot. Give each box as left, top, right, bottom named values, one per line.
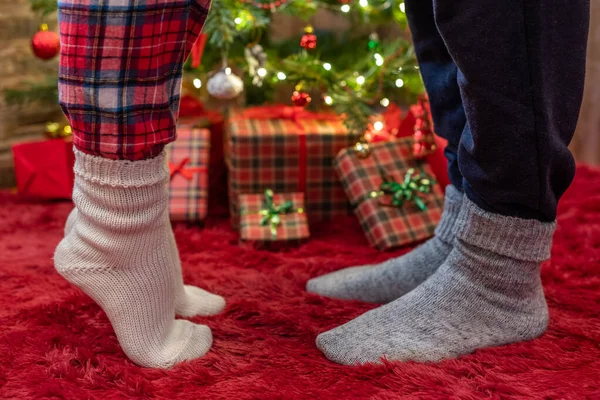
left=316, top=196, right=556, bottom=365
left=306, top=185, right=463, bottom=303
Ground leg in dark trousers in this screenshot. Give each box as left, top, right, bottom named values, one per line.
left=314, top=0, right=590, bottom=364
left=405, top=0, right=466, bottom=192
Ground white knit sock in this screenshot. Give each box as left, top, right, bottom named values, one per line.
left=54, top=150, right=213, bottom=368
left=64, top=207, right=225, bottom=318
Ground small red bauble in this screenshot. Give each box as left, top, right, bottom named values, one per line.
left=291, top=91, right=311, bottom=107
left=32, top=24, right=60, bottom=60
left=300, top=25, right=317, bottom=50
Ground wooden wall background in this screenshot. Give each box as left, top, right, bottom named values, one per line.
left=0, top=2, right=597, bottom=188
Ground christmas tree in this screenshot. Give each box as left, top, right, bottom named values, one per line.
left=6, top=0, right=425, bottom=136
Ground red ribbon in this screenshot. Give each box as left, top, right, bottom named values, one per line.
left=169, top=158, right=207, bottom=181
left=191, top=34, right=207, bottom=68
left=238, top=105, right=341, bottom=192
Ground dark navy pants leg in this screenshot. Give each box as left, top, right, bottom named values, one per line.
left=432, top=0, right=590, bottom=221
left=405, top=0, right=466, bottom=192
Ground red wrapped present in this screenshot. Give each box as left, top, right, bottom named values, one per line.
left=228, top=105, right=362, bottom=227
left=166, top=122, right=209, bottom=223
left=12, top=138, right=75, bottom=199
left=335, top=138, right=445, bottom=250
left=178, top=95, right=228, bottom=216
left=239, top=190, right=310, bottom=242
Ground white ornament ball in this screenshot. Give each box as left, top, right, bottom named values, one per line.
left=207, top=70, right=244, bottom=100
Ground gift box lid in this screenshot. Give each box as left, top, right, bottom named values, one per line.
left=228, top=105, right=347, bottom=139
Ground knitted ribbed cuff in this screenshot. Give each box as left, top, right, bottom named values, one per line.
left=434, top=185, right=463, bottom=244
left=456, top=196, right=556, bottom=262
left=73, top=149, right=169, bottom=188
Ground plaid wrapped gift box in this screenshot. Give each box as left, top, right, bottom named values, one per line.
left=239, top=191, right=310, bottom=242
left=166, top=122, right=209, bottom=223
left=228, top=105, right=362, bottom=227
left=335, top=138, right=445, bottom=250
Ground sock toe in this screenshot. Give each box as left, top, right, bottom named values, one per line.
left=177, top=285, right=226, bottom=317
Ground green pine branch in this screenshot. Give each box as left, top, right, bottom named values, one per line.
left=30, top=0, right=57, bottom=17
left=3, top=79, right=59, bottom=106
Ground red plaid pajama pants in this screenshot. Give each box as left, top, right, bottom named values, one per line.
left=58, top=0, right=211, bottom=161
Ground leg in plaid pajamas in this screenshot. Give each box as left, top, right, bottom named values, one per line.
left=54, top=0, right=224, bottom=368
left=313, top=0, right=589, bottom=364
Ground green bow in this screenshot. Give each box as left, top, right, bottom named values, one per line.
left=260, top=189, right=295, bottom=238
left=374, top=168, right=434, bottom=211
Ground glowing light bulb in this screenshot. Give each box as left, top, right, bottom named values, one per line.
left=277, top=72, right=287, bottom=80
left=323, top=63, right=332, bottom=71
left=193, top=78, right=202, bottom=89
left=257, top=68, right=267, bottom=77
left=374, top=121, right=384, bottom=131
left=399, top=2, right=406, bottom=13
left=235, top=17, right=242, bottom=24
left=324, top=95, right=333, bottom=105
left=356, top=76, right=365, bottom=85
left=376, top=58, right=384, bottom=66
left=359, top=0, right=369, bottom=7
left=395, top=78, right=405, bottom=87
left=225, top=67, right=232, bottom=75
left=380, top=98, right=390, bottom=107
left=341, top=4, right=350, bottom=12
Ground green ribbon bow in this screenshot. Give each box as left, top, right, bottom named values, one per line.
left=260, top=189, right=295, bottom=238
left=373, top=168, right=435, bottom=211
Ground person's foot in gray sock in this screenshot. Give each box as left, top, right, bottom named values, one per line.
left=306, top=185, right=463, bottom=303
left=316, top=196, right=556, bottom=365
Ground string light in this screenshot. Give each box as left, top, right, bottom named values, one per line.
left=395, top=78, right=404, bottom=87
left=323, top=63, right=332, bottom=71
left=399, top=2, right=405, bottom=13
left=340, top=80, right=347, bottom=87
left=324, top=95, right=333, bottom=105
left=277, top=72, right=287, bottom=80
left=193, top=78, right=202, bottom=89
left=257, top=68, right=267, bottom=77
left=341, top=4, right=350, bottom=12
left=225, top=67, right=232, bottom=75
left=235, top=17, right=242, bottom=24
left=380, top=98, right=390, bottom=107
left=374, top=53, right=384, bottom=66
left=359, top=0, right=368, bottom=7
left=356, top=75, right=365, bottom=85
left=374, top=121, right=384, bottom=131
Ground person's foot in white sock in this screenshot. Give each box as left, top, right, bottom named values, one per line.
left=306, top=185, right=462, bottom=303
left=64, top=206, right=225, bottom=317
left=55, top=150, right=213, bottom=368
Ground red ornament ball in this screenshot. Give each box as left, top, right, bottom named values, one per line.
left=300, top=25, right=317, bottom=50
left=32, top=24, right=60, bottom=60
left=291, top=91, right=312, bottom=107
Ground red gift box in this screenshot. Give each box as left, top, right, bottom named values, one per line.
left=12, top=139, right=75, bottom=199
left=335, top=138, right=445, bottom=250
left=239, top=191, right=310, bottom=242
left=167, top=123, right=209, bottom=223
left=227, top=105, right=362, bottom=227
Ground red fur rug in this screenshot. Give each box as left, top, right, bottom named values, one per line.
left=1, top=166, right=599, bottom=399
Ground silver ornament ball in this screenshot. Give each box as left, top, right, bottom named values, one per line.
left=207, top=69, right=244, bottom=100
